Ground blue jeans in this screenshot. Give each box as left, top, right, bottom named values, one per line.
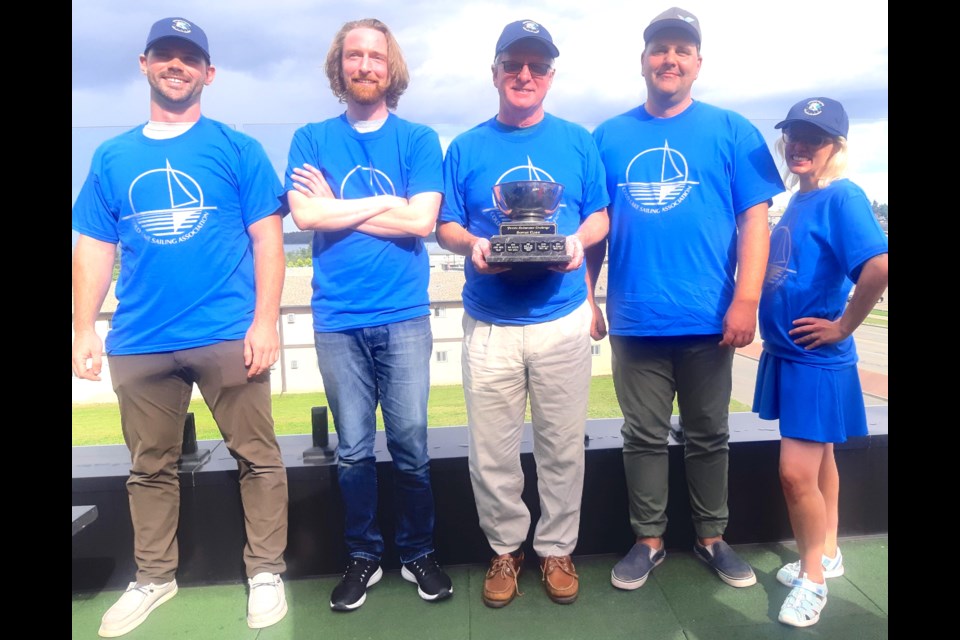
left=314, top=315, right=435, bottom=564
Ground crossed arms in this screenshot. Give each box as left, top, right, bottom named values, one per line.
left=287, top=163, right=440, bottom=238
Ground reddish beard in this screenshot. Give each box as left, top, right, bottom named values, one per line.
left=345, top=76, right=388, bottom=105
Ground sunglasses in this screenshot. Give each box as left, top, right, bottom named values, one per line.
left=782, top=131, right=834, bottom=147
left=499, top=60, right=552, bottom=77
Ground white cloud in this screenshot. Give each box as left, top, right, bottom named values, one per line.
left=73, top=0, right=888, bottom=207
left=846, top=120, right=889, bottom=204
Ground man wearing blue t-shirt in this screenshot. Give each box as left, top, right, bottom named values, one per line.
left=283, top=18, right=452, bottom=611
left=72, top=17, right=289, bottom=637
left=437, top=19, right=609, bottom=608
left=591, top=7, right=784, bottom=592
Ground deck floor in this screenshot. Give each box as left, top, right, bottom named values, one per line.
left=72, top=535, right=888, bottom=639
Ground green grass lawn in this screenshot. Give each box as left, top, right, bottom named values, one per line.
left=863, top=309, right=888, bottom=328
left=72, top=375, right=751, bottom=446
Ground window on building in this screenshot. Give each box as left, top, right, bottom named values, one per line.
left=591, top=345, right=601, bottom=356
left=433, top=307, right=447, bottom=317
left=287, top=314, right=296, bottom=324
left=436, top=351, right=448, bottom=363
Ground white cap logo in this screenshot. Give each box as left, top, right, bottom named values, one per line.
left=171, top=19, right=192, bottom=34
left=522, top=21, right=541, bottom=33
left=803, top=100, right=825, bottom=116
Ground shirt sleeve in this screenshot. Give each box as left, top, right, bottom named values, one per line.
left=731, top=117, right=785, bottom=215
left=283, top=126, right=314, bottom=195
left=406, top=125, right=444, bottom=196
left=439, top=140, right=468, bottom=226
left=580, top=129, right=611, bottom=220
left=72, top=148, right=120, bottom=244
left=239, top=136, right=287, bottom=228
left=828, top=182, right=889, bottom=281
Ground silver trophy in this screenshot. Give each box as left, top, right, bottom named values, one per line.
left=487, top=180, right=570, bottom=266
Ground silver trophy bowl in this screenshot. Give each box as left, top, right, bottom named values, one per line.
left=492, top=180, right=564, bottom=222
left=487, top=180, right=570, bottom=266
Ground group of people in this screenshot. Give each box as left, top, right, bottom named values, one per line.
left=72, top=7, right=888, bottom=638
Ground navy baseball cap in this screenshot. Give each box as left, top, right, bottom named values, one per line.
left=145, top=17, right=210, bottom=62
left=495, top=20, right=560, bottom=57
left=775, top=97, right=849, bottom=138
left=643, top=7, right=701, bottom=46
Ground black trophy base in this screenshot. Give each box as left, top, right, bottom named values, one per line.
left=487, top=233, right=571, bottom=266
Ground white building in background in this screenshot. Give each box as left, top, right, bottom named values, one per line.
left=72, top=257, right=613, bottom=405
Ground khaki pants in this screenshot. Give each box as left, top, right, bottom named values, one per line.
left=109, top=340, right=288, bottom=584
left=462, top=300, right=593, bottom=558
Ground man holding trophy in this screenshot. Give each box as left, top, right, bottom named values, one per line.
left=436, top=19, right=609, bottom=609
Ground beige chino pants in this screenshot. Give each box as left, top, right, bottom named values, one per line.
left=462, top=300, right=593, bottom=558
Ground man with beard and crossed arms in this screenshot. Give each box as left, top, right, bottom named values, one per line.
left=283, top=18, right=453, bottom=612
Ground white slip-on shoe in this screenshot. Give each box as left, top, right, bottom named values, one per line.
left=247, top=572, right=288, bottom=629
left=98, top=580, right=178, bottom=637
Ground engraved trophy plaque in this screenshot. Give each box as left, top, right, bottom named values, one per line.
left=487, top=180, right=570, bottom=266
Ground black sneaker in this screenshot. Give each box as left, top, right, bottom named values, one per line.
left=330, top=557, right=382, bottom=611
left=401, top=553, right=453, bottom=601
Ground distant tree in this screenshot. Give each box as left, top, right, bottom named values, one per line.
left=286, top=246, right=312, bottom=267
left=283, top=230, right=314, bottom=245
left=871, top=200, right=888, bottom=222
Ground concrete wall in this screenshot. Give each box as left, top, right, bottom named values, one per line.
left=72, top=409, right=888, bottom=592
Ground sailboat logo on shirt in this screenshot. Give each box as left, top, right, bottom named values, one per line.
left=124, top=160, right=216, bottom=245
left=617, top=140, right=699, bottom=214
left=484, top=156, right=563, bottom=225
left=341, top=164, right=397, bottom=197
left=764, top=226, right=795, bottom=289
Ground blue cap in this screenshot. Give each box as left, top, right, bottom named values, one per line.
left=495, top=20, right=559, bottom=57
left=145, top=17, right=210, bottom=62
left=775, top=97, right=849, bottom=138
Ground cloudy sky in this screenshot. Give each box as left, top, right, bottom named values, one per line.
left=72, top=0, right=888, bottom=229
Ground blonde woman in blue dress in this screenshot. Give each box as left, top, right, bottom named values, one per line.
left=753, top=97, right=888, bottom=627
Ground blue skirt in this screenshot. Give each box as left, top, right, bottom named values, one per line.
left=752, top=351, right=868, bottom=444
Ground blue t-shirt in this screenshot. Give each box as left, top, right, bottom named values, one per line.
left=439, top=114, right=609, bottom=325
left=284, top=113, right=442, bottom=331
left=72, top=116, right=286, bottom=355
left=758, top=179, right=888, bottom=366
left=593, top=101, right=785, bottom=336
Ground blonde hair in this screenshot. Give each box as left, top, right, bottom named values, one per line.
left=324, top=18, right=410, bottom=110
left=775, top=135, right=849, bottom=191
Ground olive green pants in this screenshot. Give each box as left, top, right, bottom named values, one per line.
left=611, top=335, right=734, bottom=540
